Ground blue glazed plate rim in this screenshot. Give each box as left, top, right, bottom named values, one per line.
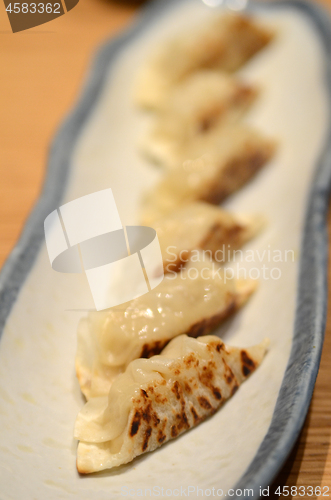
left=0, top=1, right=330, bottom=497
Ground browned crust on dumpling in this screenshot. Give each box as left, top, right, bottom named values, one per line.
left=123, top=341, right=241, bottom=457
left=76, top=336, right=268, bottom=473
left=196, top=85, right=257, bottom=134
left=199, top=221, right=244, bottom=254
left=135, top=14, right=273, bottom=109
left=200, top=143, right=275, bottom=205
left=140, top=132, right=276, bottom=226
left=163, top=221, right=245, bottom=273
left=140, top=340, right=169, bottom=359
left=76, top=277, right=257, bottom=401
left=240, top=349, right=257, bottom=376
left=184, top=297, right=237, bottom=338
left=139, top=292, right=242, bottom=360
left=220, top=15, right=273, bottom=70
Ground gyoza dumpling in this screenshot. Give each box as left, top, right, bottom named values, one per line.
left=134, top=13, right=272, bottom=108
left=140, top=125, right=275, bottom=225
left=75, top=334, right=269, bottom=473
left=75, top=258, right=257, bottom=399
left=141, top=71, right=257, bottom=165
left=154, top=202, right=264, bottom=273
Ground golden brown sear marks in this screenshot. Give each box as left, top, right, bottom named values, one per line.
left=202, top=148, right=274, bottom=206
left=231, top=384, right=239, bottom=396
left=128, top=341, right=258, bottom=457
left=186, top=299, right=236, bottom=339
left=190, top=405, right=200, bottom=423
left=223, top=359, right=236, bottom=385
left=172, top=381, right=181, bottom=400
left=139, top=309, right=237, bottom=365
left=142, top=427, right=152, bottom=451
left=141, top=340, right=168, bottom=358
left=184, top=353, right=199, bottom=368
left=199, top=221, right=244, bottom=256
left=76, top=333, right=268, bottom=473
left=212, top=388, right=222, bottom=400
left=130, top=411, right=142, bottom=437
left=198, top=396, right=213, bottom=410
left=157, top=418, right=167, bottom=444
left=241, top=350, right=256, bottom=376
left=184, top=382, right=192, bottom=394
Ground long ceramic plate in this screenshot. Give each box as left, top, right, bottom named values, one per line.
left=0, top=1, right=331, bottom=498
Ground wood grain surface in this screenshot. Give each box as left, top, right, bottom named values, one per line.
left=0, top=0, right=330, bottom=497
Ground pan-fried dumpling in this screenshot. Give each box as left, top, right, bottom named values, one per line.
left=141, top=71, right=257, bottom=165
left=140, top=125, right=276, bottom=225
left=75, top=258, right=257, bottom=399
left=134, top=13, right=272, bottom=108
left=154, top=202, right=264, bottom=273
left=75, top=334, right=269, bottom=473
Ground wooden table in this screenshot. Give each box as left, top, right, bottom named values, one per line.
left=0, top=0, right=330, bottom=496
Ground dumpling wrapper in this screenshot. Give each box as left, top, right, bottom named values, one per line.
left=141, top=71, right=257, bottom=166
left=75, top=334, right=269, bottom=473
left=153, top=201, right=264, bottom=273
left=140, top=125, right=276, bottom=225
left=134, top=13, right=272, bottom=109
left=76, top=258, right=257, bottom=399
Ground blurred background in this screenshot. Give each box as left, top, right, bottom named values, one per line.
left=0, top=0, right=330, bottom=495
